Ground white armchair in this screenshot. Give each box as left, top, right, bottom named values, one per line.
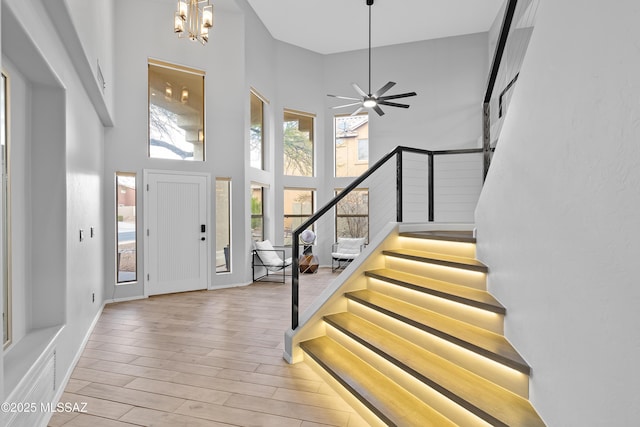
left=252, top=240, right=292, bottom=282
left=331, top=237, right=366, bottom=272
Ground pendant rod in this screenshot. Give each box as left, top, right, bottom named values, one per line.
left=368, top=1, right=372, bottom=95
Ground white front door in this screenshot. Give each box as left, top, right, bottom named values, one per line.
left=145, top=171, right=209, bottom=295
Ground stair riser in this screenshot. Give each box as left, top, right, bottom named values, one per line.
left=326, top=325, right=495, bottom=427
left=347, top=300, right=530, bottom=398
left=386, top=256, right=487, bottom=290
left=398, top=236, right=477, bottom=258
left=302, top=351, right=388, bottom=427
left=367, top=278, right=504, bottom=334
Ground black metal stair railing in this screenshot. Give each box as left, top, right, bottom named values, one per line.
left=290, top=145, right=482, bottom=329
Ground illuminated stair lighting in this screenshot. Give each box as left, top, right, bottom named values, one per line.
left=298, top=229, right=545, bottom=425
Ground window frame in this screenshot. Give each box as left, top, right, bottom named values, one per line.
left=2, top=71, right=12, bottom=348
left=148, top=58, right=206, bottom=162
left=357, top=138, right=369, bottom=162
left=283, top=109, right=315, bottom=177
left=215, top=178, right=232, bottom=273
left=283, top=188, right=315, bottom=246
left=251, top=184, right=265, bottom=242
left=115, top=172, right=138, bottom=284
left=250, top=89, right=267, bottom=170
left=334, top=113, right=369, bottom=177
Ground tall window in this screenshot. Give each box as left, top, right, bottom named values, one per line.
left=251, top=184, right=264, bottom=241
left=148, top=59, right=205, bottom=161
left=283, top=110, right=314, bottom=176
left=335, top=114, right=369, bottom=177
left=336, top=189, right=369, bottom=243
left=2, top=72, right=10, bottom=346
left=283, top=188, right=314, bottom=246
left=250, top=91, right=265, bottom=170
left=116, top=173, right=137, bottom=283
left=216, top=178, right=231, bottom=273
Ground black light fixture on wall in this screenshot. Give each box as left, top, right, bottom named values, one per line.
left=328, top=0, right=417, bottom=116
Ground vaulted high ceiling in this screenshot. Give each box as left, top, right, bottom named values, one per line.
left=245, top=0, right=505, bottom=54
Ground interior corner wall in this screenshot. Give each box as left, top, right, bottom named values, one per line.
left=475, top=1, right=640, bottom=425
left=242, top=0, right=278, bottom=250
left=274, top=42, right=327, bottom=248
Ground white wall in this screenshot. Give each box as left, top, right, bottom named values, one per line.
left=65, top=0, right=115, bottom=118
left=107, top=0, right=486, bottom=293
left=1, top=0, right=106, bottom=414
left=323, top=34, right=488, bottom=236
left=104, top=0, right=246, bottom=297
left=475, top=1, right=640, bottom=425
left=0, top=1, right=4, bottom=408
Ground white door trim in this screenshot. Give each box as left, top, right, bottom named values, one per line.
left=143, top=169, right=211, bottom=297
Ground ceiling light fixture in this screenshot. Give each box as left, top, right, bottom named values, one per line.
left=328, top=0, right=417, bottom=116
left=174, top=0, right=213, bottom=45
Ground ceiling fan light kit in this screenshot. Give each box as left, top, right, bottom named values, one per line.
left=328, top=0, right=417, bottom=116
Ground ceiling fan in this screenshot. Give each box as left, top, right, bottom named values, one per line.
left=328, top=0, right=417, bottom=116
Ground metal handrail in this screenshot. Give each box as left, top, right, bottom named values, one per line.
left=483, top=0, right=518, bottom=179
left=290, top=145, right=482, bottom=329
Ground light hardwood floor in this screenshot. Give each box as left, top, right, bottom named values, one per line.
left=49, top=269, right=370, bottom=427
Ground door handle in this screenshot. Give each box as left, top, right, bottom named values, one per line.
left=201, top=237, right=206, bottom=241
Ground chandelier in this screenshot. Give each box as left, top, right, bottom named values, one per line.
left=174, top=0, right=213, bottom=45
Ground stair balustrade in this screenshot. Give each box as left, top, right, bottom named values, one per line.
left=291, top=146, right=483, bottom=329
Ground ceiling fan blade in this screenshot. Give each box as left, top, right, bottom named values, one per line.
left=373, top=81, right=396, bottom=98
left=373, top=105, right=385, bottom=116
left=352, top=83, right=368, bottom=97
left=379, top=101, right=410, bottom=108
left=327, top=94, right=361, bottom=101
left=331, top=102, right=363, bottom=109
left=378, top=91, right=417, bottom=101
left=350, top=106, right=365, bottom=116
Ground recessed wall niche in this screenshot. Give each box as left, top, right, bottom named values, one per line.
left=2, top=5, right=67, bottom=402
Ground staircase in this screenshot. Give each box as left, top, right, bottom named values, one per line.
left=299, top=230, right=545, bottom=426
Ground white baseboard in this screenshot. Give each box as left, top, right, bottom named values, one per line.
left=48, top=302, right=106, bottom=406
left=208, top=281, right=252, bottom=290
left=105, top=295, right=148, bottom=305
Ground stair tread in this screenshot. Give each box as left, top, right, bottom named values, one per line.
left=400, top=230, right=476, bottom=243
left=325, top=312, right=545, bottom=427
left=301, top=336, right=457, bottom=427
left=383, top=248, right=488, bottom=272
left=346, top=289, right=530, bottom=374
left=366, top=268, right=505, bottom=313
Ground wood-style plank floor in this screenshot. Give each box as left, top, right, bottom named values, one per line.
left=49, top=269, right=370, bottom=427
